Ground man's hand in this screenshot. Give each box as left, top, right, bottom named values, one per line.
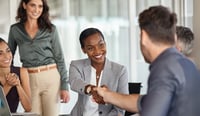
left=95, top=85, right=109, bottom=103
left=60, top=90, right=70, bottom=103
left=91, top=86, right=105, bottom=104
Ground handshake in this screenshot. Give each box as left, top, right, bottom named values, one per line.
left=84, top=84, right=108, bottom=104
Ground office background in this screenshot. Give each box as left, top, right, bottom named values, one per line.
left=0, top=0, right=199, bottom=115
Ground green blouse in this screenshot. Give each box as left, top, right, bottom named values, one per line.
left=8, top=22, right=68, bottom=90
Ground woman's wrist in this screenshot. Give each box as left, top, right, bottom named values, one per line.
left=84, top=84, right=92, bottom=95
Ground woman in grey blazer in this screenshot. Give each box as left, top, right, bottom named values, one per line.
left=69, top=28, right=129, bottom=116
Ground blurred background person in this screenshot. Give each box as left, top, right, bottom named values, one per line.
left=176, top=25, right=194, bottom=61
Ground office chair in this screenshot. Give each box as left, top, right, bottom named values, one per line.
left=124, top=82, right=141, bottom=116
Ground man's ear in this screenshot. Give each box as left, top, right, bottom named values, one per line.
left=175, top=42, right=182, bottom=52
left=141, top=29, right=155, bottom=49
left=141, top=30, right=148, bottom=45
left=174, top=33, right=178, bottom=44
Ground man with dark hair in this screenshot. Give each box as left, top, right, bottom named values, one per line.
left=95, top=5, right=200, bottom=116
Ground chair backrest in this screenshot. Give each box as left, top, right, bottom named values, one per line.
left=128, top=83, right=141, bottom=94
left=125, top=82, right=142, bottom=116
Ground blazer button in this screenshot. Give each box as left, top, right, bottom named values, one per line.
left=99, top=111, right=102, bottom=114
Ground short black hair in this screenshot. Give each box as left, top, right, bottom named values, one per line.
left=0, top=37, right=7, bottom=44
left=79, top=28, right=104, bottom=48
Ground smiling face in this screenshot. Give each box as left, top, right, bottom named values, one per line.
left=0, top=42, right=12, bottom=68
left=82, top=33, right=106, bottom=67
left=23, top=0, right=43, bottom=20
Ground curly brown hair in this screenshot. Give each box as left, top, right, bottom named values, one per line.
left=176, top=26, right=194, bottom=56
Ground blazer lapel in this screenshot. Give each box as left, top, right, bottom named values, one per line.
left=101, top=59, right=114, bottom=86
left=83, top=59, right=92, bottom=82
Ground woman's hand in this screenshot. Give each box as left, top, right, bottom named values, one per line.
left=6, top=73, right=20, bottom=86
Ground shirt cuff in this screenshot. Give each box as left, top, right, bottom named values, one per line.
left=61, top=82, right=69, bottom=91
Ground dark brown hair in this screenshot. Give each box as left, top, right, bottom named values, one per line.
left=139, top=5, right=177, bottom=45
left=16, top=0, right=52, bottom=31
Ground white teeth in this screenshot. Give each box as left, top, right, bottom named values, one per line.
left=32, top=13, right=39, bottom=16
left=4, top=59, right=11, bottom=63
left=95, top=55, right=102, bottom=58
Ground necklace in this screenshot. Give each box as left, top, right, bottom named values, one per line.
left=96, top=72, right=101, bottom=86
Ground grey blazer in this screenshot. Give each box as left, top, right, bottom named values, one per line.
left=69, top=58, right=129, bottom=116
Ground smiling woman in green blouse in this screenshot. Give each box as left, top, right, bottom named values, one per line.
left=7, top=0, right=70, bottom=116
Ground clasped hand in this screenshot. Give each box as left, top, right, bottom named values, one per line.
left=6, top=73, right=20, bottom=86
left=90, top=85, right=108, bottom=104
